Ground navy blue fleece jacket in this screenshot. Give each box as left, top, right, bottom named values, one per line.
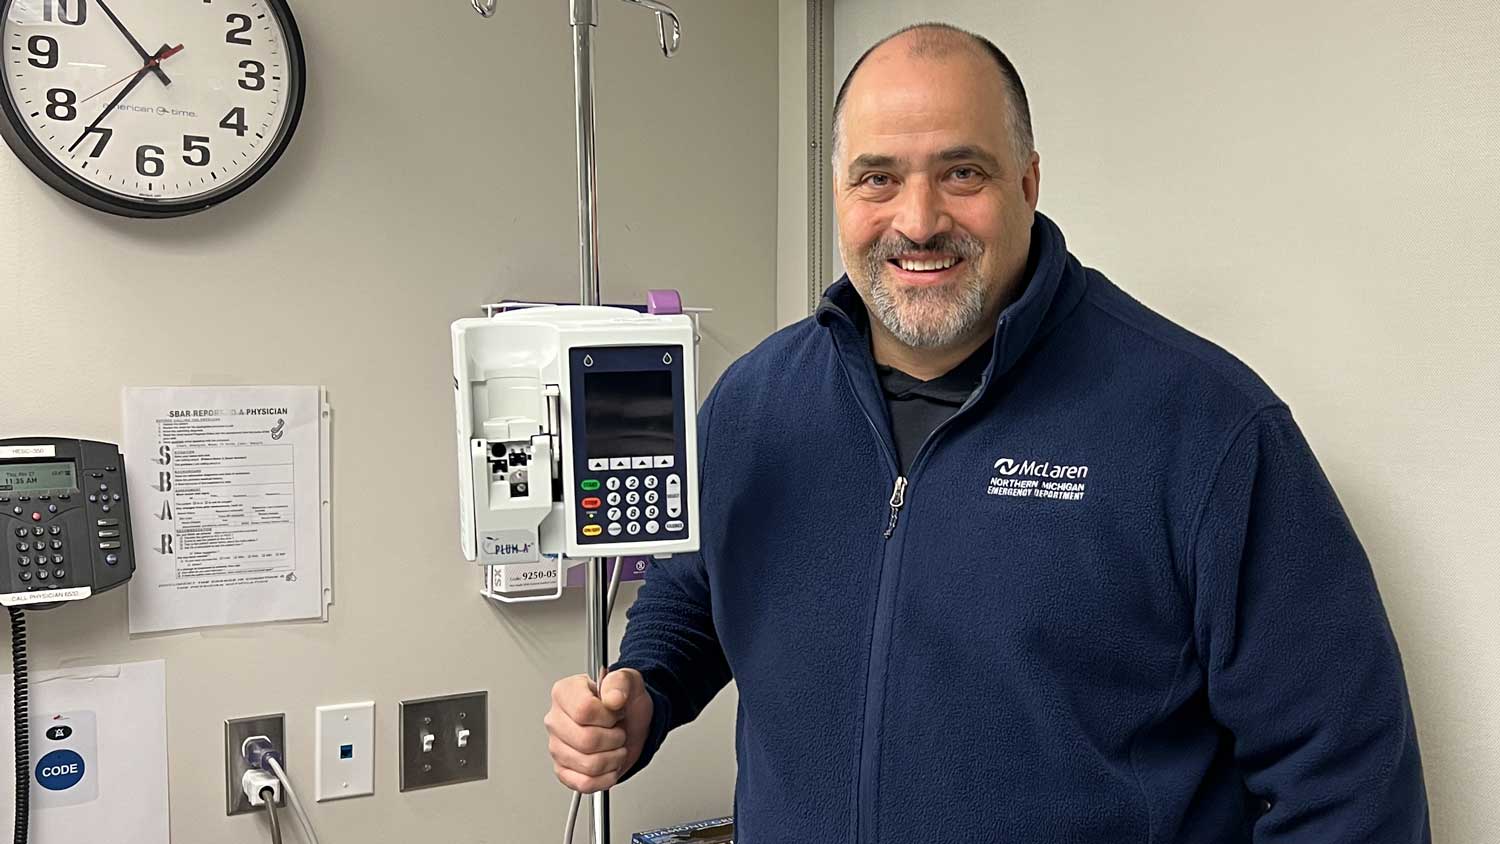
left=616, top=213, right=1429, bottom=843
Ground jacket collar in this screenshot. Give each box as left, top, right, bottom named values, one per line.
left=815, top=211, right=1086, bottom=394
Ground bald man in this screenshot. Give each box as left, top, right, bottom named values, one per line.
left=546, top=23, right=1430, bottom=843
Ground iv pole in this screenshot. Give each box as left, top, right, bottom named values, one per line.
left=473, top=1, right=682, bottom=842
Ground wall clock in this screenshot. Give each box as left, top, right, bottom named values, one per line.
left=0, top=0, right=305, bottom=218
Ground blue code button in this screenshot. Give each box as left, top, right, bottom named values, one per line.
left=35, top=750, right=86, bottom=791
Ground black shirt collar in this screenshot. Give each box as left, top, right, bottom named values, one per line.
left=875, top=340, right=993, bottom=406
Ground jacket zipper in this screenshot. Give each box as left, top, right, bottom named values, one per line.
left=829, top=320, right=999, bottom=844
left=883, top=476, right=907, bottom=539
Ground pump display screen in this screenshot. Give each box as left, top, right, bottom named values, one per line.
left=584, top=371, right=675, bottom=457
left=0, top=461, right=77, bottom=493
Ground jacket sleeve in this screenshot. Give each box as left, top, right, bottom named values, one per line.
left=1192, top=404, right=1430, bottom=842
left=612, top=382, right=733, bottom=780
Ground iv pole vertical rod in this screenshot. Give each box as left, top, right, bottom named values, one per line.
left=571, top=0, right=609, bottom=843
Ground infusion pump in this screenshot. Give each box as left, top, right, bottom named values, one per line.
left=452, top=305, right=700, bottom=568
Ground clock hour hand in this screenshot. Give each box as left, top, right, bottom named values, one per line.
left=94, top=0, right=171, bottom=87
left=68, top=45, right=184, bottom=154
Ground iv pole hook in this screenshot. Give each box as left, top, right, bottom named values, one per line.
left=472, top=0, right=680, bottom=59
left=619, top=0, right=681, bottom=57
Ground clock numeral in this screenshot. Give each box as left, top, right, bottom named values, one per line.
left=45, top=88, right=76, bottom=122
left=136, top=145, right=165, bottom=178
left=219, top=107, right=248, bottom=137
left=182, top=135, right=211, bottom=167
left=226, top=13, right=253, bottom=45
left=27, top=36, right=58, bottom=69
left=42, top=0, right=87, bottom=26
left=85, top=127, right=112, bottom=158
left=238, top=60, right=266, bottom=91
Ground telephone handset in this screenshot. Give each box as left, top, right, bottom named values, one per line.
left=0, top=438, right=135, bottom=608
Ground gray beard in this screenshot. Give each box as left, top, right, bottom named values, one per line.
left=857, top=237, right=988, bottom=349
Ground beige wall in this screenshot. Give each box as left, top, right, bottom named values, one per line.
left=0, top=0, right=774, bottom=841
left=834, top=1, right=1500, bottom=840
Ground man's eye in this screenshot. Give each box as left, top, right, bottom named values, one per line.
left=951, top=166, right=980, bottom=181
left=861, top=173, right=892, bottom=188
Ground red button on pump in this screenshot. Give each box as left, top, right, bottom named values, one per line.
left=30, top=513, right=41, bottom=522
left=581, top=497, right=602, bottom=510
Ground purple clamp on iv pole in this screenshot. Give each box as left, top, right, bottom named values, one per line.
left=646, top=289, right=684, bottom=315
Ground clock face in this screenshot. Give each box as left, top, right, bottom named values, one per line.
left=0, top=0, right=304, bottom=217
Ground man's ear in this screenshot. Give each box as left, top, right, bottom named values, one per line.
left=1023, top=151, right=1041, bottom=210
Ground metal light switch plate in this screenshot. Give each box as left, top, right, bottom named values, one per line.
left=398, top=691, right=488, bottom=791
left=225, top=713, right=287, bottom=816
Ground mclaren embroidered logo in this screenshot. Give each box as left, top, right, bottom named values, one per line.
left=987, top=457, right=1089, bottom=501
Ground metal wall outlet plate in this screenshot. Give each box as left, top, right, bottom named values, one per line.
left=225, top=713, right=287, bottom=816
left=399, top=691, right=488, bottom=791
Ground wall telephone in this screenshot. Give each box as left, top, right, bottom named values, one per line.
left=0, top=437, right=136, bottom=843
left=0, top=439, right=135, bottom=607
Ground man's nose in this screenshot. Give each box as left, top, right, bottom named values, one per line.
left=891, top=179, right=952, bottom=245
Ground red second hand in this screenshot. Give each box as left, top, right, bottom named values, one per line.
left=79, top=44, right=184, bottom=105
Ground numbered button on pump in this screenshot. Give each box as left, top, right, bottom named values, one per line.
left=644, top=476, right=659, bottom=490
left=605, top=477, right=621, bottom=491
left=644, top=490, right=659, bottom=505
left=626, top=522, right=641, bottom=536
left=606, top=492, right=621, bottom=506
left=625, top=476, right=640, bottom=490
left=625, top=491, right=640, bottom=506
left=626, top=507, right=641, bottom=521
left=607, top=508, right=622, bottom=522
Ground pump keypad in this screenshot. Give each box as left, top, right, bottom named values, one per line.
left=577, top=456, right=687, bottom=544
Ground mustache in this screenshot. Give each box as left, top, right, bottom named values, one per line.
left=863, top=232, right=985, bottom=264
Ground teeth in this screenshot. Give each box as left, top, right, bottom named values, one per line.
left=897, top=256, right=957, bottom=272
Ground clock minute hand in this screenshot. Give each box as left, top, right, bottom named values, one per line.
left=67, top=44, right=184, bottom=154
left=94, top=0, right=171, bottom=87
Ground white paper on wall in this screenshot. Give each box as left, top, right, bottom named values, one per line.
left=122, top=385, right=332, bottom=634
left=0, top=660, right=169, bottom=844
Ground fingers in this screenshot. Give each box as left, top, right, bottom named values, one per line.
left=553, top=763, right=619, bottom=794
left=552, top=674, right=619, bottom=728
left=543, top=706, right=627, bottom=754
left=599, top=668, right=644, bottom=712
left=549, top=735, right=629, bottom=779
left=546, top=674, right=634, bottom=794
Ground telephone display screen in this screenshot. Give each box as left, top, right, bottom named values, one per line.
left=584, top=370, right=676, bottom=457
left=0, top=461, right=77, bottom=493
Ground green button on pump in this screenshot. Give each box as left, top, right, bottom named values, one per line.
left=580, top=479, right=601, bottom=491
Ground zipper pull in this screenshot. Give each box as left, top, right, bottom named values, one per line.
left=883, top=476, right=908, bottom=540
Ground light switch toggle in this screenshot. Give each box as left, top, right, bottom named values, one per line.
left=455, top=727, right=471, bottom=749
left=421, top=731, right=435, bottom=753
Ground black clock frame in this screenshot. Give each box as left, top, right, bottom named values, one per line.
left=0, top=0, right=307, bottom=219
